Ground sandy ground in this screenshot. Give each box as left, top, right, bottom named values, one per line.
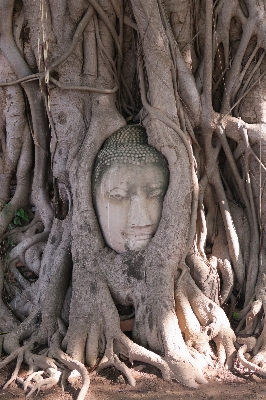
left=1, top=359, right=266, bottom=400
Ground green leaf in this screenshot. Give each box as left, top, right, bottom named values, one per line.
left=13, top=208, right=29, bottom=225
left=7, top=238, right=15, bottom=248
left=13, top=216, right=22, bottom=226
left=233, top=312, right=239, bottom=320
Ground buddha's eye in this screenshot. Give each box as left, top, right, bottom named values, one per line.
left=148, top=188, right=164, bottom=198
left=108, top=188, right=128, bottom=201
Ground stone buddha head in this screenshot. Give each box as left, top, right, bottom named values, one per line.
left=92, top=125, right=169, bottom=253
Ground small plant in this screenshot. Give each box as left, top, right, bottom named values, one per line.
left=7, top=238, right=15, bottom=248
left=13, top=208, right=29, bottom=226
left=233, top=311, right=240, bottom=320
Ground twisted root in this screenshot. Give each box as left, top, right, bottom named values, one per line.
left=237, top=344, right=266, bottom=377
left=25, top=369, right=62, bottom=398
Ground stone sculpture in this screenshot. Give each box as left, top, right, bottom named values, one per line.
left=92, top=125, right=169, bottom=253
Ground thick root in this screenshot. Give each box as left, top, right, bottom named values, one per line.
left=175, top=271, right=236, bottom=369
left=49, top=331, right=90, bottom=400
left=23, top=371, right=44, bottom=391
left=237, top=344, right=266, bottom=377
left=3, top=351, right=23, bottom=389
left=117, top=331, right=206, bottom=388
left=0, top=341, right=62, bottom=397
left=241, top=300, right=263, bottom=335
left=25, top=368, right=62, bottom=398
left=164, top=355, right=207, bottom=388
left=97, top=351, right=136, bottom=386
left=238, top=317, right=266, bottom=369
left=1, top=329, right=90, bottom=400
left=115, top=333, right=172, bottom=382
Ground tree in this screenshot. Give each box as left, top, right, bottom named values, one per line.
left=0, top=0, right=266, bottom=398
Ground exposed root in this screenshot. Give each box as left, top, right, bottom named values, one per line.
left=24, top=350, right=57, bottom=372
left=1, top=330, right=88, bottom=399
left=97, top=352, right=136, bottom=386
left=61, top=369, right=71, bottom=392
left=237, top=344, right=266, bottom=377
left=237, top=303, right=252, bottom=321
left=17, top=376, right=34, bottom=391
left=0, top=343, right=28, bottom=369
left=3, top=351, right=23, bottom=389
left=115, top=332, right=172, bottom=382
left=8, top=231, right=49, bottom=265
left=111, top=327, right=206, bottom=388
left=49, top=331, right=90, bottom=400
left=23, top=371, right=44, bottom=391
left=25, top=368, right=62, bottom=398
left=241, top=300, right=262, bottom=335
left=188, top=346, right=213, bottom=368
left=175, top=272, right=236, bottom=369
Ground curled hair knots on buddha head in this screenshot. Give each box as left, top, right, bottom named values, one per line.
left=92, top=125, right=169, bottom=193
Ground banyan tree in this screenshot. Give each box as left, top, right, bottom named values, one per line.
left=0, top=0, right=266, bottom=398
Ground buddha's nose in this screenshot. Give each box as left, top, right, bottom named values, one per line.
left=127, top=194, right=152, bottom=228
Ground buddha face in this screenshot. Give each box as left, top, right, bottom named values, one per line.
left=94, top=163, right=168, bottom=253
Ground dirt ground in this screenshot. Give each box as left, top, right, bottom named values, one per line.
left=1, top=359, right=266, bottom=400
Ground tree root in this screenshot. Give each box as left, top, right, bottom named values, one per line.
left=237, top=344, right=266, bottom=376
left=175, top=272, right=236, bottom=369
left=23, top=371, right=44, bottom=391
left=25, top=369, right=62, bottom=398
left=0, top=343, right=29, bottom=370
left=8, top=231, right=49, bottom=265
left=1, top=328, right=89, bottom=400
left=49, top=331, right=90, bottom=400
left=101, top=324, right=206, bottom=389
left=97, top=352, right=136, bottom=386
left=114, top=333, right=173, bottom=382
left=238, top=300, right=263, bottom=335
left=3, top=351, right=23, bottom=389
left=245, top=300, right=263, bottom=335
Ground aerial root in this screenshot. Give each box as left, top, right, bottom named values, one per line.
left=237, top=344, right=266, bottom=377
left=3, top=351, right=23, bottom=389
left=244, top=300, right=263, bottom=335
left=188, top=346, right=212, bottom=368
left=97, top=353, right=136, bottom=386
left=25, top=368, right=62, bottom=398
left=23, top=370, right=44, bottom=391
left=95, top=331, right=207, bottom=388
left=2, top=331, right=90, bottom=400
left=0, top=341, right=31, bottom=369
left=236, top=300, right=263, bottom=335
left=49, top=331, right=90, bottom=400
left=118, top=333, right=172, bottom=381
left=93, top=332, right=173, bottom=386
left=0, top=328, right=67, bottom=397
left=61, top=369, right=71, bottom=392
